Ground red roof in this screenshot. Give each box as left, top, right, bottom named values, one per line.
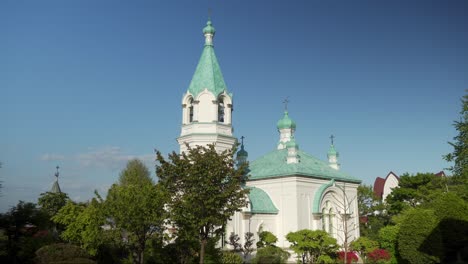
left=373, top=177, right=385, bottom=199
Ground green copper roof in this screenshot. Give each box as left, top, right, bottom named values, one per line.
left=327, top=144, right=338, bottom=156
left=51, top=180, right=61, bottom=193
left=285, top=137, right=299, bottom=149
left=277, top=111, right=296, bottom=130
left=237, top=144, right=248, bottom=157
left=246, top=187, right=278, bottom=214
left=187, top=20, right=227, bottom=97
left=203, top=20, right=216, bottom=34
left=248, top=149, right=360, bottom=183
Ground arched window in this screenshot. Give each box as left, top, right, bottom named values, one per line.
left=189, top=98, right=194, bottom=123
left=328, top=208, right=334, bottom=236
left=218, top=98, right=225, bottom=122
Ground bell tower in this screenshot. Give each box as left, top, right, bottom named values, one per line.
left=177, top=19, right=236, bottom=153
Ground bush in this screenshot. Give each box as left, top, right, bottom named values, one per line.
left=337, top=251, right=358, bottom=264
left=221, top=251, right=243, bottom=264
left=256, top=231, right=278, bottom=248
left=251, top=246, right=290, bottom=264
left=35, top=243, right=95, bottom=264
left=367, top=249, right=391, bottom=264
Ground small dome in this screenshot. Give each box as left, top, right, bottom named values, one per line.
left=328, top=145, right=338, bottom=156
left=277, top=111, right=296, bottom=130
left=203, top=20, right=216, bottom=35
left=237, top=145, right=248, bottom=157
left=286, top=138, right=299, bottom=149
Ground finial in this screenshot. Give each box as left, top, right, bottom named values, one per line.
left=208, top=8, right=212, bottom=21
left=283, top=97, right=290, bottom=111
left=240, top=136, right=245, bottom=146
left=55, top=165, right=60, bottom=179
left=330, top=135, right=335, bottom=145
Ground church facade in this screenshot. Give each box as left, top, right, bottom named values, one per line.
left=177, top=19, right=361, bottom=248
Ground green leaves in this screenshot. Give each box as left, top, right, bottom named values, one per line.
left=286, top=229, right=338, bottom=264
left=156, top=143, right=249, bottom=263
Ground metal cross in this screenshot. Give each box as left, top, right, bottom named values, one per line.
left=283, top=97, right=289, bottom=111
left=55, top=166, right=60, bottom=179
left=240, top=136, right=245, bottom=146
left=330, top=135, right=335, bottom=145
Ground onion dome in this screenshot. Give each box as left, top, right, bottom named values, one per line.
left=203, top=20, right=216, bottom=35
left=286, top=137, right=299, bottom=149
left=237, top=144, right=248, bottom=158
left=328, top=144, right=337, bottom=156
left=277, top=111, right=296, bottom=130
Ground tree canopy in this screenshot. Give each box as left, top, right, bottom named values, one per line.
left=156, top=144, right=249, bottom=264
left=286, top=229, right=338, bottom=264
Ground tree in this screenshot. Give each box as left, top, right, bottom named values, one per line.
left=243, top=232, right=255, bottom=261
left=385, top=172, right=447, bottom=215
left=52, top=198, right=108, bottom=256
left=350, top=237, right=379, bottom=262
left=445, top=91, right=468, bottom=179
left=357, top=185, right=388, bottom=240
left=256, top=230, right=278, bottom=248
left=286, top=229, right=339, bottom=264
left=156, top=144, right=249, bottom=264
left=38, top=192, right=69, bottom=218
left=227, top=233, right=242, bottom=252
left=378, top=225, right=399, bottom=264
left=251, top=246, right=290, bottom=264
left=105, top=159, right=167, bottom=264
left=397, top=208, right=441, bottom=264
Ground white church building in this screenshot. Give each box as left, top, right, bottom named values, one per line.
left=177, top=19, right=361, bottom=248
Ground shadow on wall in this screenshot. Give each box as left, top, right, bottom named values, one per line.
left=419, top=218, right=468, bottom=264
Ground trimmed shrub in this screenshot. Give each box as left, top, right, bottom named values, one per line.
left=221, top=251, right=243, bottom=264
left=251, top=246, right=290, bottom=264
left=337, top=251, right=358, bottom=264
left=367, top=249, right=391, bottom=264
left=35, top=243, right=94, bottom=264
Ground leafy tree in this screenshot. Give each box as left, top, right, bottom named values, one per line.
left=251, top=246, right=290, bottom=264
left=243, top=232, right=255, bottom=261
left=156, top=144, right=249, bottom=264
left=256, top=230, right=277, bottom=248
left=357, top=185, right=388, bottom=240
left=286, top=229, right=339, bottom=264
left=350, top=237, right=378, bottom=262
left=52, top=198, right=108, bottom=256
left=38, top=192, right=69, bottom=218
left=397, top=208, right=441, bottom=264
left=105, top=159, right=167, bottom=264
left=221, top=251, right=243, bottom=264
left=35, top=243, right=95, bottom=264
left=378, top=225, right=399, bottom=264
left=0, top=201, right=52, bottom=263
left=385, top=172, right=447, bottom=215
left=227, top=233, right=242, bottom=252
left=445, top=91, right=468, bottom=179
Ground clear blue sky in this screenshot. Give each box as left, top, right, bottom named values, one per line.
left=1, top=0, right=467, bottom=212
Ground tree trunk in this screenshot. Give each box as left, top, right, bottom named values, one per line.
left=199, top=238, right=207, bottom=264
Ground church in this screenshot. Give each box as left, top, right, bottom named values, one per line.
left=176, top=19, right=361, bottom=248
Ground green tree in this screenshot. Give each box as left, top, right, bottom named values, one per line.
left=38, top=192, right=69, bottom=218
left=243, top=232, right=255, bottom=261
left=385, top=172, right=447, bottom=215
left=350, top=237, right=379, bottom=263
left=156, top=144, right=249, bottom=264
left=286, top=229, right=339, bottom=264
left=256, top=230, right=278, bottom=248
left=251, top=246, right=291, bottom=264
left=378, top=225, right=399, bottom=264
left=52, top=197, right=108, bottom=256
left=105, top=159, right=167, bottom=264
left=397, top=208, right=441, bottom=264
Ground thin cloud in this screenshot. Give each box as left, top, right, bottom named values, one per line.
left=40, top=153, right=66, bottom=161
left=75, top=146, right=154, bottom=170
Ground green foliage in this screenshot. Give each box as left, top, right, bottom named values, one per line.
left=227, top=233, right=241, bottom=252
left=397, top=208, right=441, bottom=264
left=118, top=159, right=153, bottom=187
left=221, top=251, right=243, bottom=264
left=286, top=229, right=338, bottom=264
left=445, top=91, right=468, bottom=181
left=52, top=199, right=107, bottom=256
left=251, top=246, right=290, bottom=264
left=256, top=230, right=278, bottom=248
left=378, top=225, right=399, bottom=264
left=385, top=172, right=447, bottom=215
left=358, top=185, right=389, bottom=240
left=243, top=232, right=255, bottom=261
left=105, top=162, right=167, bottom=264
left=0, top=201, right=53, bottom=263
left=35, top=243, right=95, bottom=264
left=38, top=192, right=69, bottom=218
left=156, top=144, right=249, bottom=264
left=350, top=237, right=379, bottom=261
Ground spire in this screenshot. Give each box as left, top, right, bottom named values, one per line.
left=286, top=135, right=300, bottom=164
left=327, top=135, right=340, bottom=170
left=51, top=166, right=62, bottom=193
left=277, top=106, right=297, bottom=149
left=237, top=136, right=248, bottom=166
left=187, top=19, right=227, bottom=97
